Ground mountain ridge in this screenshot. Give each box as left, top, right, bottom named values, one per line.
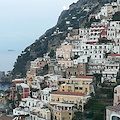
left=12, top=0, right=117, bottom=78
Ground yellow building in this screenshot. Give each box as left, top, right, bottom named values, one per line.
left=50, top=91, right=90, bottom=112
left=30, top=107, right=51, bottom=120
left=50, top=103, right=75, bottom=120
left=57, top=76, right=94, bottom=95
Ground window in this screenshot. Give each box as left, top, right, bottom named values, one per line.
left=80, top=64, right=83, bottom=68
left=112, top=116, right=120, bottom=120
left=79, top=87, right=83, bottom=90
left=57, top=98, right=59, bottom=101
left=68, top=86, right=72, bottom=92
left=80, top=71, right=83, bottom=75
left=69, top=113, right=71, bottom=115
left=75, top=87, right=78, bottom=90
left=85, top=88, right=88, bottom=93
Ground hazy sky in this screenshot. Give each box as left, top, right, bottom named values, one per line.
left=0, top=0, right=78, bottom=52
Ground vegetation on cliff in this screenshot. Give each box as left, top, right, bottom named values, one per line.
left=12, top=0, right=117, bottom=78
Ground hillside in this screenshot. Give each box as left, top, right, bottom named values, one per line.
left=12, top=0, right=116, bottom=78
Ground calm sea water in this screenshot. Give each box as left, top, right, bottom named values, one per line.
left=0, top=50, right=21, bottom=73
left=0, top=50, right=20, bottom=91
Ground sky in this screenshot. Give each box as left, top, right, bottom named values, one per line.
left=0, top=0, right=78, bottom=52
left=0, top=0, right=78, bottom=72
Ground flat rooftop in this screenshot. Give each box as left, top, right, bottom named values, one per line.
left=106, top=105, right=120, bottom=111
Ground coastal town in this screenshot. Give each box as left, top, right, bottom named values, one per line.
left=0, top=0, right=120, bottom=120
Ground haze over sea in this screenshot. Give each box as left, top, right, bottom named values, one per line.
left=0, top=0, right=78, bottom=73
left=0, top=50, right=21, bottom=73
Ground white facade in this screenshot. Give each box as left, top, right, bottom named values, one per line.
left=96, top=2, right=120, bottom=19
left=101, top=63, right=119, bottom=83
left=41, top=88, right=52, bottom=103
left=107, top=21, right=120, bottom=42
left=30, top=107, right=51, bottom=120
left=73, top=55, right=89, bottom=64
left=13, top=97, right=45, bottom=116
left=106, top=106, right=120, bottom=120
left=72, top=43, right=114, bottom=60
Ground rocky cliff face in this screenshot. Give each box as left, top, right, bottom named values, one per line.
left=12, top=0, right=117, bottom=78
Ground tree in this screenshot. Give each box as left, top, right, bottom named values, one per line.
left=49, top=49, right=55, bottom=58
left=17, top=93, right=21, bottom=101
left=72, top=111, right=82, bottom=120
left=112, top=12, right=120, bottom=21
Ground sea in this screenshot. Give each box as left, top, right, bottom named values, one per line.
left=0, top=50, right=21, bottom=73
left=0, top=50, right=21, bottom=91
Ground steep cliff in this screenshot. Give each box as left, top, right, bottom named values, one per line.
left=12, top=0, right=117, bottom=78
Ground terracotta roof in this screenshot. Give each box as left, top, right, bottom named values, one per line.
left=0, top=115, right=14, bottom=120
left=77, top=76, right=93, bottom=79
left=106, top=106, right=120, bottom=111
left=51, top=91, right=85, bottom=96
left=108, top=54, right=120, bottom=56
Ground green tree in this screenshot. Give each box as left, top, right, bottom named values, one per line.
left=72, top=111, right=82, bottom=120
left=49, top=49, right=55, bottom=58
left=17, top=93, right=21, bottom=101
left=112, top=12, right=120, bottom=21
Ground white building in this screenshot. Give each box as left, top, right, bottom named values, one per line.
left=101, top=63, right=119, bottom=83
left=13, top=97, right=46, bottom=118
left=106, top=106, right=120, bottom=120
left=41, top=88, right=53, bottom=103
left=107, top=21, right=120, bottom=46
left=72, top=43, right=114, bottom=60
left=96, top=1, right=120, bottom=20
left=44, top=74, right=62, bottom=88
left=73, top=55, right=89, bottom=65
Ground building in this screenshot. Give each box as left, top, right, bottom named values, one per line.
left=106, top=106, right=120, bottom=120
left=41, top=88, right=53, bottom=103
left=107, top=21, right=120, bottom=45
left=13, top=97, right=46, bottom=119
left=96, top=1, right=120, bottom=20
left=31, top=79, right=41, bottom=99
left=30, top=107, right=51, bottom=120
left=57, top=76, right=94, bottom=95
left=57, top=60, right=74, bottom=69
left=44, top=74, right=62, bottom=88
left=66, top=63, right=87, bottom=78
left=114, top=85, right=120, bottom=106
left=89, top=21, right=108, bottom=43
left=51, top=103, right=76, bottom=120
left=56, top=42, right=74, bottom=60
left=16, top=83, right=30, bottom=99
left=50, top=91, right=89, bottom=112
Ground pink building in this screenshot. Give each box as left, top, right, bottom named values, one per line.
left=57, top=60, right=73, bottom=68
left=16, top=83, right=30, bottom=99
left=56, top=42, right=74, bottom=60
left=114, top=85, right=120, bottom=106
